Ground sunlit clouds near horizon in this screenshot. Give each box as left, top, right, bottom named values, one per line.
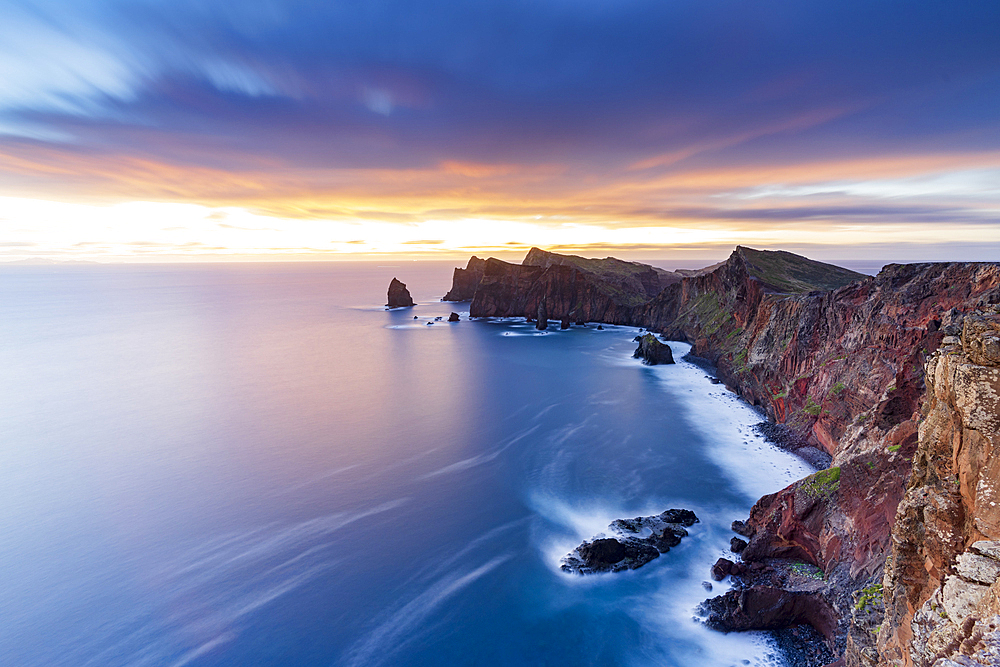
left=0, top=0, right=998, bottom=262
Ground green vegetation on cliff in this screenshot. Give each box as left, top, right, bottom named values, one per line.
left=737, top=246, right=864, bottom=294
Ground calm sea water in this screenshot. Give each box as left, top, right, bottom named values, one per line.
left=0, top=262, right=813, bottom=667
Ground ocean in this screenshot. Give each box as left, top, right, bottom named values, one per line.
left=0, top=262, right=814, bottom=667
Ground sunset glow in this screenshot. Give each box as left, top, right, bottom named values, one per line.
left=0, top=1, right=997, bottom=261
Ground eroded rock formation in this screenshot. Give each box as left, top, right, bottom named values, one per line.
left=561, top=509, right=698, bottom=574
left=633, top=333, right=675, bottom=365
left=386, top=277, right=414, bottom=307
left=443, top=256, right=486, bottom=301
left=875, top=312, right=1000, bottom=667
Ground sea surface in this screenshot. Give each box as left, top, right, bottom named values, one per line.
left=0, top=262, right=815, bottom=667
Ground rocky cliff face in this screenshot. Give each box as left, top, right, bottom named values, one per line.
left=443, top=256, right=486, bottom=301
left=874, top=311, right=1000, bottom=667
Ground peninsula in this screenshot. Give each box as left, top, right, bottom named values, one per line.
left=444, top=246, right=1000, bottom=667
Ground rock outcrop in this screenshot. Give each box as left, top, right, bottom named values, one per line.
left=633, top=333, right=675, bottom=365
left=443, top=256, right=486, bottom=301
left=875, top=311, right=1000, bottom=667
left=561, top=509, right=698, bottom=574
left=386, top=277, right=414, bottom=307
left=448, top=312, right=460, bottom=322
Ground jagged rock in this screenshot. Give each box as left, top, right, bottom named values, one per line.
left=561, top=509, right=698, bottom=574
left=699, top=586, right=837, bottom=641
left=443, top=256, right=486, bottom=301
left=560, top=318, right=570, bottom=330
left=879, top=311, right=1000, bottom=666
left=386, top=277, right=414, bottom=307
left=536, top=300, right=548, bottom=331
left=596, top=325, right=603, bottom=330
left=731, top=537, right=748, bottom=553
left=448, top=312, right=460, bottom=322
left=633, top=333, right=675, bottom=365
left=956, top=553, right=1000, bottom=585
left=971, top=541, right=1000, bottom=560
left=712, top=558, right=736, bottom=581
left=732, top=520, right=754, bottom=537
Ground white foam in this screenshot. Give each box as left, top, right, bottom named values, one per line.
left=652, top=342, right=815, bottom=501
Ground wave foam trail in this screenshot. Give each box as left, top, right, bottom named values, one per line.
left=72, top=499, right=409, bottom=667
left=655, top=342, right=814, bottom=501
left=341, top=555, right=512, bottom=667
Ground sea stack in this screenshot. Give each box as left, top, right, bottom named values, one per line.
left=535, top=300, right=548, bottom=331
left=633, top=333, right=675, bottom=365
left=386, top=278, right=415, bottom=307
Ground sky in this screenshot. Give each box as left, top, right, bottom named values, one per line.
left=0, top=0, right=998, bottom=263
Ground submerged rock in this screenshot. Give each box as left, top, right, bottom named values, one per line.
left=633, top=333, right=675, bottom=365
left=386, top=277, right=415, bottom=307
left=560, top=509, right=698, bottom=574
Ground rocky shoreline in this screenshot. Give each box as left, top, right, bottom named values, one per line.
left=439, top=246, right=1000, bottom=666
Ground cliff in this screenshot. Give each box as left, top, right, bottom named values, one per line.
left=444, top=246, right=1000, bottom=663
left=874, top=311, right=1000, bottom=667
left=447, top=248, right=683, bottom=321
left=443, top=256, right=486, bottom=301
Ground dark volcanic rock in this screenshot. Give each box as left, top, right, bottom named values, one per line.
left=448, top=312, right=460, bottom=322
left=731, top=537, right=748, bottom=553
left=386, top=277, right=414, bottom=307
left=699, top=586, right=837, bottom=642
left=443, top=256, right=486, bottom=301
left=536, top=300, right=548, bottom=330
left=732, top=520, right=754, bottom=538
left=633, top=333, right=675, bottom=365
left=561, top=509, right=698, bottom=575
left=712, top=558, right=736, bottom=581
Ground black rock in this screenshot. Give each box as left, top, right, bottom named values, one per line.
left=386, top=277, right=415, bottom=307
left=731, top=520, right=754, bottom=537
left=702, top=581, right=714, bottom=592
left=413, top=315, right=418, bottom=319
left=730, top=537, right=748, bottom=553
left=633, top=333, right=675, bottom=365
left=712, top=558, right=735, bottom=581
left=560, top=318, right=570, bottom=330
left=536, top=300, right=548, bottom=331
left=561, top=508, right=698, bottom=574
left=596, top=325, right=604, bottom=330
left=448, top=312, right=460, bottom=322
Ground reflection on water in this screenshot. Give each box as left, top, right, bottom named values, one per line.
left=0, top=263, right=810, bottom=666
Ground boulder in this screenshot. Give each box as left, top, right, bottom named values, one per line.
left=561, top=508, right=699, bottom=574
left=387, top=278, right=415, bottom=307
left=731, top=537, right=748, bottom=553
left=699, top=586, right=836, bottom=642
left=633, top=333, right=675, bottom=365
left=712, top=558, right=736, bottom=581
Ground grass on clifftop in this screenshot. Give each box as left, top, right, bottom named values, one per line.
left=737, top=247, right=864, bottom=294
left=802, top=467, right=841, bottom=497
